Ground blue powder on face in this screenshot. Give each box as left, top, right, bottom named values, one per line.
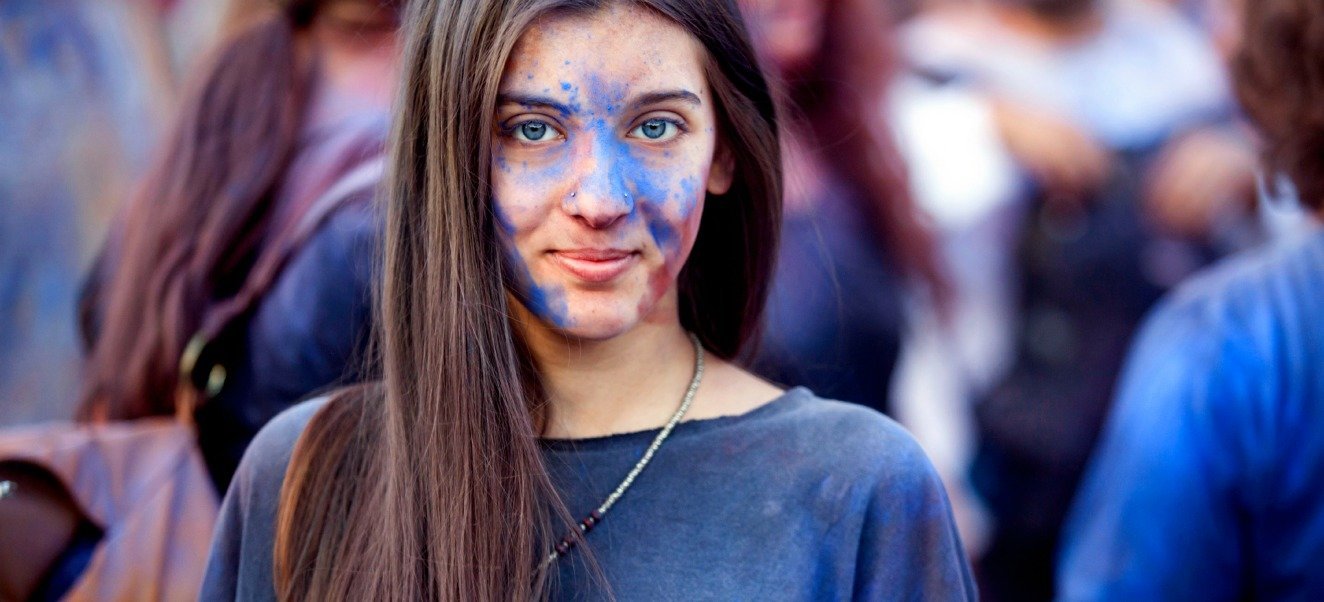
left=587, top=74, right=626, bottom=117
left=646, top=216, right=679, bottom=250
left=492, top=70, right=712, bottom=326
left=491, top=200, right=518, bottom=235
left=523, top=281, right=571, bottom=328
left=574, top=74, right=689, bottom=250
left=498, top=234, right=571, bottom=327
left=676, top=176, right=699, bottom=208
left=491, top=190, right=571, bottom=326
left=582, top=116, right=634, bottom=213
left=493, top=139, right=569, bottom=187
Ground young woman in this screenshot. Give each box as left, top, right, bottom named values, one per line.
left=79, top=0, right=402, bottom=491
left=201, top=0, right=974, bottom=599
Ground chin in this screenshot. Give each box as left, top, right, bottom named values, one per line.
left=554, top=296, right=644, bottom=340
left=517, top=268, right=673, bottom=340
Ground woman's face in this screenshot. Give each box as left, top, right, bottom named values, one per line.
left=492, top=4, right=732, bottom=339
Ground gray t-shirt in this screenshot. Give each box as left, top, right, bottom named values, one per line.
left=201, top=387, right=976, bottom=600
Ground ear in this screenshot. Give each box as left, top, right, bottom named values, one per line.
left=706, top=139, right=735, bottom=195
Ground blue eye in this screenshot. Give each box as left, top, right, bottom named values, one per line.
left=631, top=118, right=679, bottom=141
left=512, top=120, right=559, bottom=142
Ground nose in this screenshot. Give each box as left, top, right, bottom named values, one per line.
left=564, top=135, right=634, bottom=229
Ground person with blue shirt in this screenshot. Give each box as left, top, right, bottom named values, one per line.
left=1058, top=0, right=1324, bottom=598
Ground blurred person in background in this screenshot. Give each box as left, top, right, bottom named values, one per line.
left=738, top=0, right=949, bottom=416
left=2, top=3, right=398, bottom=597
left=900, top=0, right=1259, bottom=598
left=0, top=0, right=226, bottom=427
left=79, top=0, right=401, bottom=493
left=1059, top=0, right=1324, bottom=597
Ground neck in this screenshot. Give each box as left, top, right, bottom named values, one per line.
left=514, top=293, right=698, bottom=439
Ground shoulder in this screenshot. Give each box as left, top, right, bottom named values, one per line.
left=765, top=389, right=944, bottom=493
left=288, top=201, right=380, bottom=292
left=230, top=396, right=333, bottom=497
left=1057, top=237, right=1324, bottom=600
left=1109, top=234, right=1324, bottom=454
left=763, top=391, right=974, bottom=596
left=318, top=198, right=381, bottom=237
left=1142, top=233, right=1324, bottom=354
left=201, top=395, right=335, bottom=601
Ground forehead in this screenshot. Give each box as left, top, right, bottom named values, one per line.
left=502, top=4, right=708, bottom=92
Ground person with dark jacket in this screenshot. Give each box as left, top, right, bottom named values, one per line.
left=79, top=0, right=401, bottom=491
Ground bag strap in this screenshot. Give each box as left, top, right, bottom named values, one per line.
left=176, top=156, right=385, bottom=420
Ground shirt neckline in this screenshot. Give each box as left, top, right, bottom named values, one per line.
left=538, top=386, right=811, bottom=453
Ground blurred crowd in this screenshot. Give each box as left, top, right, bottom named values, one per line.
left=1, top=0, right=1320, bottom=599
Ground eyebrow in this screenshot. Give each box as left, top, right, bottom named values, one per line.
left=625, top=90, right=702, bottom=113
left=495, top=89, right=702, bottom=116
left=496, top=93, right=575, bottom=116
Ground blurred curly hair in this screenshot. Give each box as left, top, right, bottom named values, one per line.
left=1233, top=0, right=1324, bottom=211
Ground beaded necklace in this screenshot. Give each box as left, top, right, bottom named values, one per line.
left=542, top=332, right=705, bottom=567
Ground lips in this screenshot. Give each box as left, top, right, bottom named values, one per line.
left=548, top=248, right=639, bottom=283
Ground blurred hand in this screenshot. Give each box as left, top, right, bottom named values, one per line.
left=1144, top=128, right=1257, bottom=238
left=991, top=99, right=1112, bottom=207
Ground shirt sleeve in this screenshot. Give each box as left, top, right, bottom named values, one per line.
left=1057, top=295, right=1259, bottom=601
left=199, top=464, right=246, bottom=601
left=200, top=400, right=325, bottom=601
left=853, top=428, right=978, bottom=601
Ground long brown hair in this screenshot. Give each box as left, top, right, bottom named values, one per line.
left=776, top=0, right=948, bottom=300
left=79, top=1, right=322, bottom=420
left=274, top=0, right=782, bottom=599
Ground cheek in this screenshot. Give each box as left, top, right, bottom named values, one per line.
left=637, top=156, right=708, bottom=262
left=491, top=148, right=571, bottom=235
left=638, top=264, right=673, bottom=316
